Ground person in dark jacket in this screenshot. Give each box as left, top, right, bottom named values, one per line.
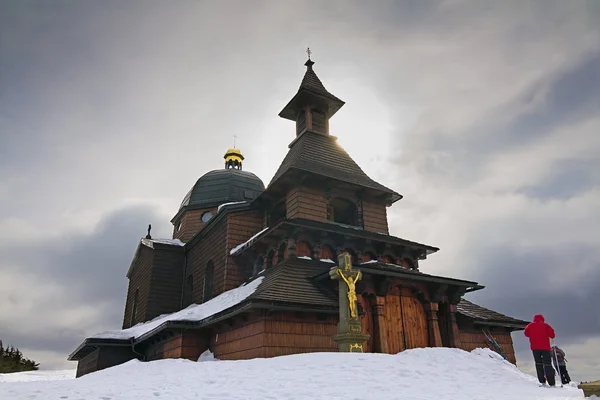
left=524, top=314, right=556, bottom=387
left=551, top=345, right=571, bottom=384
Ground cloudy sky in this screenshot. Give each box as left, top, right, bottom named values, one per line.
left=1, top=0, right=599, bottom=381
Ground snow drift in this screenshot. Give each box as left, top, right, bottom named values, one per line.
left=0, top=348, right=585, bottom=400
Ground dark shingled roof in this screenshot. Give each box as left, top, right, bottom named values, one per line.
left=279, top=60, right=345, bottom=121
left=246, top=258, right=526, bottom=329
left=249, top=260, right=337, bottom=309
left=267, top=131, right=402, bottom=203
left=457, top=299, right=529, bottom=328
left=297, top=61, right=344, bottom=105
left=179, top=169, right=265, bottom=210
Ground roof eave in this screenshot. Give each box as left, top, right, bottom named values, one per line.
left=278, top=89, right=345, bottom=121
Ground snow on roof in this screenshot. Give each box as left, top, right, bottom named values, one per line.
left=89, top=277, right=264, bottom=340
left=2, top=348, right=585, bottom=399
left=229, top=227, right=269, bottom=255
left=141, top=238, right=185, bottom=249
left=360, top=259, right=378, bottom=264
left=217, top=201, right=247, bottom=213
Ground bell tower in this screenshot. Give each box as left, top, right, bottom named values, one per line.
left=278, top=50, right=345, bottom=137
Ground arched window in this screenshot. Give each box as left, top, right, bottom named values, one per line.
left=327, top=197, right=358, bottom=226
left=362, top=252, right=377, bottom=263
left=130, top=288, right=139, bottom=327
left=319, top=244, right=336, bottom=260
left=183, top=275, right=194, bottom=307
left=296, top=241, right=312, bottom=258
left=273, top=242, right=287, bottom=265
left=383, top=255, right=396, bottom=264
left=203, top=261, right=214, bottom=302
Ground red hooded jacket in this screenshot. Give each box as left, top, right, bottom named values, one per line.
left=524, top=314, right=556, bottom=350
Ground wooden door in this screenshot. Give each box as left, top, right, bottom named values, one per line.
left=384, top=292, right=405, bottom=354
left=399, top=287, right=429, bottom=349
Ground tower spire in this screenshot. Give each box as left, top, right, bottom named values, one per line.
left=279, top=51, right=345, bottom=137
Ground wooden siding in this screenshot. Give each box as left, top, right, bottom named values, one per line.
left=76, top=347, right=137, bottom=378
left=173, top=207, right=218, bottom=243
left=122, top=245, right=154, bottom=329
left=458, top=329, right=517, bottom=364
left=146, top=248, right=185, bottom=321
left=75, top=349, right=99, bottom=378
left=145, top=331, right=209, bottom=361
left=211, top=311, right=338, bottom=360
left=362, top=200, right=389, bottom=234
left=187, top=216, right=228, bottom=303
left=286, top=186, right=328, bottom=221
left=225, top=210, right=264, bottom=290
left=263, top=312, right=338, bottom=357
left=212, top=316, right=267, bottom=360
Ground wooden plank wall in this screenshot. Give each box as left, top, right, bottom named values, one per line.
left=122, top=245, right=154, bottom=329
left=361, top=201, right=389, bottom=234
left=146, top=248, right=185, bottom=322
left=76, top=349, right=100, bottom=378
left=211, top=311, right=338, bottom=360
left=211, top=316, right=267, bottom=360
left=286, top=186, right=328, bottom=221
left=187, top=217, right=227, bottom=303
left=173, top=207, right=218, bottom=243
left=262, top=312, right=338, bottom=357
left=146, top=331, right=208, bottom=362
left=459, top=330, right=517, bottom=364
left=225, top=210, right=264, bottom=290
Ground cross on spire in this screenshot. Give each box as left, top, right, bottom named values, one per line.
left=233, top=135, right=238, bottom=148
left=306, top=47, right=312, bottom=60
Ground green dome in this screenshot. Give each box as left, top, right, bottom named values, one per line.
left=179, top=169, right=265, bottom=210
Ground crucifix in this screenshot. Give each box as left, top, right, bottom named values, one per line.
left=329, top=252, right=370, bottom=352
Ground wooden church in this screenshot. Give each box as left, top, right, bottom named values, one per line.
left=69, top=57, right=528, bottom=377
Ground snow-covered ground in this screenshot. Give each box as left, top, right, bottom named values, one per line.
left=0, top=348, right=586, bottom=400
left=0, top=369, right=75, bottom=383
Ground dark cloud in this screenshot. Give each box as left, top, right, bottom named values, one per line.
left=517, top=158, right=600, bottom=200
left=0, top=205, right=172, bottom=364
left=465, top=243, right=600, bottom=342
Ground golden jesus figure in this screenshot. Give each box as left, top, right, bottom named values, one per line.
left=336, top=268, right=362, bottom=320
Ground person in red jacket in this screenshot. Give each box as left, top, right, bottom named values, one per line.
left=524, top=314, right=556, bottom=387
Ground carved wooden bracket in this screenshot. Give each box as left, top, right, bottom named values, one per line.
left=431, top=284, right=448, bottom=303
left=374, top=276, right=393, bottom=297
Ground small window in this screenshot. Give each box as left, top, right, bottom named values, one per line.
left=328, top=198, right=358, bottom=226
left=201, top=211, right=213, bottom=223
left=176, top=220, right=183, bottom=232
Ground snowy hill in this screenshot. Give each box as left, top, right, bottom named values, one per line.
left=0, top=348, right=586, bottom=400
